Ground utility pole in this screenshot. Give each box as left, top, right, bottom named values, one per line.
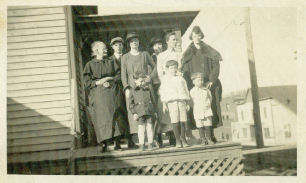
left=244, top=7, right=264, bottom=149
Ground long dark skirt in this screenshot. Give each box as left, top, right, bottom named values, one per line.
left=88, top=85, right=129, bottom=143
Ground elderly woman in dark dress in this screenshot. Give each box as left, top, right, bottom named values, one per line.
left=182, top=26, right=223, bottom=143
left=83, top=41, right=130, bottom=152
left=121, top=32, right=157, bottom=140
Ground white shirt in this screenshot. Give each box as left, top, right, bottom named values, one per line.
left=190, top=86, right=213, bottom=119
left=157, top=49, right=182, bottom=80
left=114, top=53, right=122, bottom=60
left=159, top=74, right=190, bottom=103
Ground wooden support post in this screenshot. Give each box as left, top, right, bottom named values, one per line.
left=244, top=7, right=264, bottom=149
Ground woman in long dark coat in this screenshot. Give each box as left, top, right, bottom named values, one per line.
left=182, top=26, right=223, bottom=143
left=83, top=41, right=129, bottom=152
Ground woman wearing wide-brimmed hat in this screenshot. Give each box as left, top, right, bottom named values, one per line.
left=121, top=32, right=157, bottom=138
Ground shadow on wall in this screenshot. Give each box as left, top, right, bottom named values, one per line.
left=6, top=98, right=135, bottom=175
left=7, top=97, right=75, bottom=174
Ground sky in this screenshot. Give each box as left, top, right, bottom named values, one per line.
left=181, top=7, right=297, bottom=94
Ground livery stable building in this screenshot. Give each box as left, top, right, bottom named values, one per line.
left=7, top=6, right=244, bottom=175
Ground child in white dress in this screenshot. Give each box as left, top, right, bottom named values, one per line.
left=190, top=72, right=214, bottom=145
left=159, top=60, right=191, bottom=148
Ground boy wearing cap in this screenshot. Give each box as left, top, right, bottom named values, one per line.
left=189, top=72, right=214, bottom=145
left=129, top=71, right=157, bottom=151
left=159, top=60, right=190, bottom=148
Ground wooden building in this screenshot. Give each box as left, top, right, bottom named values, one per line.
left=7, top=6, right=244, bottom=175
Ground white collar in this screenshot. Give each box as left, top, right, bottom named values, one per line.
left=114, top=53, right=122, bottom=59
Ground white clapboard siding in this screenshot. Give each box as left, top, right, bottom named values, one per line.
left=8, top=13, right=65, bottom=23
left=8, top=27, right=66, bottom=37
left=8, top=135, right=73, bottom=146
left=7, top=6, right=75, bottom=153
left=8, top=52, right=67, bottom=63
left=7, top=94, right=71, bottom=105
left=8, top=73, right=70, bottom=84
left=7, top=86, right=70, bottom=97
left=8, top=121, right=71, bottom=133
left=8, top=142, right=72, bottom=154
left=8, top=33, right=67, bottom=43
left=8, top=40, right=67, bottom=50
left=8, top=114, right=73, bottom=126
left=8, top=46, right=68, bottom=56
left=8, top=128, right=72, bottom=139
left=8, top=20, right=66, bottom=30
left=8, top=107, right=72, bottom=119
left=7, top=59, right=68, bottom=70
left=7, top=66, right=69, bottom=77
left=7, top=79, right=69, bottom=91
left=8, top=100, right=71, bottom=112
left=8, top=7, right=64, bottom=16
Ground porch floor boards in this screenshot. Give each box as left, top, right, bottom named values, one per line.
left=8, top=142, right=240, bottom=163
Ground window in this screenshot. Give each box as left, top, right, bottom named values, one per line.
left=226, top=115, right=229, bottom=120
left=284, top=124, right=292, bottom=138
left=264, top=128, right=271, bottom=138
left=243, top=128, right=247, bottom=138
left=250, top=125, right=255, bottom=138
left=241, top=111, right=244, bottom=121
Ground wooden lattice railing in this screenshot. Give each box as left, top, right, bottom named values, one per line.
left=84, top=157, right=244, bottom=175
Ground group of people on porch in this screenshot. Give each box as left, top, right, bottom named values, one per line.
left=83, top=26, right=223, bottom=152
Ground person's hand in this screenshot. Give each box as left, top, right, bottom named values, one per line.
left=133, top=114, right=139, bottom=121
left=176, top=71, right=183, bottom=76
left=145, top=75, right=151, bottom=83
left=125, top=89, right=130, bottom=98
left=186, top=104, right=190, bottom=111
left=163, top=103, right=168, bottom=113
left=102, top=81, right=110, bottom=88
left=95, top=79, right=103, bottom=85
left=207, top=82, right=213, bottom=89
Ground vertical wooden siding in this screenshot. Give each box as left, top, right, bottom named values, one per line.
left=7, top=6, right=74, bottom=154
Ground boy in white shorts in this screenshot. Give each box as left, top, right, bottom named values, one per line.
left=159, top=60, right=191, bottom=148
left=190, top=72, right=214, bottom=145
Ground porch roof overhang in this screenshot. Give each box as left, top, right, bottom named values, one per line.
left=75, top=11, right=199, bottom=35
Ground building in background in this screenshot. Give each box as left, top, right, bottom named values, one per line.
left=231, top=85, right=297, bottom=146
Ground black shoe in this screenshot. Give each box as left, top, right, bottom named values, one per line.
left=101, top=145, right=108, bottom=153
left=128, top=141, right=139, bottom=149
left=114, top=144, right=123, bottom=151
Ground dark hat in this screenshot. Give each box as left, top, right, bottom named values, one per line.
left=165, top=60, right=178, bottom=68
left=189, top=25, right=204, bottom=40
left=126, top=32, right=139, bottom=42
left=150, top=37, right=163, bottom=47
left=110, top=37, right=123, bottom=46
left=191, top=72, right=204, bottom=81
